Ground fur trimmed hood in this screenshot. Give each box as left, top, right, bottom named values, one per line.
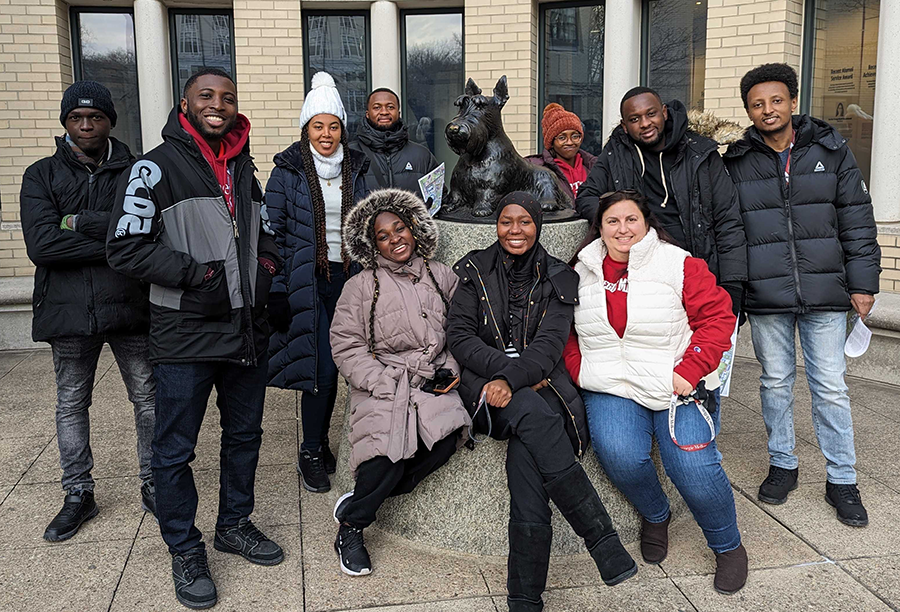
left=343, top=188, right=439, bottom=268
left=687, top=109, right=746, bottom=145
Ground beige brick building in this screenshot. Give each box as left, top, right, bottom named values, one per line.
left=0, top=0, right=897, bottom=340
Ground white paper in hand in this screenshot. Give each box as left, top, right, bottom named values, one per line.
left=844, top=314, right=872, bottom=358
left=418, top=163, right=445, bottom=217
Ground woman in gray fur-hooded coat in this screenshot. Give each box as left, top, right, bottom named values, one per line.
left=329, top=188, right=470, bottom=575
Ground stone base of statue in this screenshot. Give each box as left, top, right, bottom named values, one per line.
left=330, top=214, right=688, bottom=555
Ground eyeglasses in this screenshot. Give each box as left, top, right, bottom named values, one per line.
left=554, top=132, right=583, bottom=144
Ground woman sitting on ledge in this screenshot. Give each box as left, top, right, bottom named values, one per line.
left=329, top=189, right=470, bottom=577
left=565, top=190, right=747, bottom=594
left=446, top=191, right=636, bottom=612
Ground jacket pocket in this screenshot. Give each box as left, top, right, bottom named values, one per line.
left=253, top=261, right=273, bottom=315
left=180, top=260, right=231, bottom=317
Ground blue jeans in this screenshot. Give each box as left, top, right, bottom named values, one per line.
left=152, top=360, right=267, bottom=555
left=583, top=390, right=741, bottom=554
left=50, top=334, right=155, bottom=493
left=749, top=312, right=857, bottom=484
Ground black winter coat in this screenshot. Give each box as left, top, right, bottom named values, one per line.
left=575, top=100, right=747, bottom=285
left=723, top=115, right=880, bottom=314
left=107, top=108, right=280, bottom=365
left=265, top=142, right=369, bottom=391
left=350, top=120, right=438, bottom=194
left=20, top=137, right=149, bottom=342
left=447, top=243, right=588, bottom=457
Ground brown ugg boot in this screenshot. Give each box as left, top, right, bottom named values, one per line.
left=714, top=544, right=748, bottom=594
left=640, top=515, right=670, bottom=564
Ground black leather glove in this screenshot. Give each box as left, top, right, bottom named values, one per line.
left=720, top=282, right=743, bottom=317
left=268, top=292, right=291, bottom=333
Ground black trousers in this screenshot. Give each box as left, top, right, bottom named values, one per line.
left=342, top=432, right=460, bottom=529
left=490, top=387, right=577, bottom=525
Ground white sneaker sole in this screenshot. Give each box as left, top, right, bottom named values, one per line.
left=333, top=490, right=354, bottom=524
left=337, top=554, right=372, bottom=577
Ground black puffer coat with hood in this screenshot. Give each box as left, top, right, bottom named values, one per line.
left=723, top=114, right=880, bottom=314
left=350, top=119, right=439, bottom=194
left=575, top=100, right=747, bottom=288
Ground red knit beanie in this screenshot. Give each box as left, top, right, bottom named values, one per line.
left=542, top=103, right=583, bottom=151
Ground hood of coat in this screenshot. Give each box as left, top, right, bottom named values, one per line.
left=724, top=113, right=846, bottom=159
left=343, top=188, right=439, bottom=268
left=686, top=109, right=746, bottom=145
left=357, top=117, right=410, bottom=154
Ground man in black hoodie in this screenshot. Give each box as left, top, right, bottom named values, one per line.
left=20, top=81, right=156, bottom=544
left=350, top=88, right=439, bottom=194
left=575, top=87, right=747, bottom=314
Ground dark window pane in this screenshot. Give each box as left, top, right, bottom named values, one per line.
left=541, top=4, right=604, bottom=156
left=647, top=0, right=708, bottom=110
left=403, top=12, right=464, bottom=174
left=304, top=14, right=369, bottom=139
left=809, top=0, right=879, bottom=183
left=76, top=12, right=142, bottom=154
left=173, top=13, right=234, bottom=98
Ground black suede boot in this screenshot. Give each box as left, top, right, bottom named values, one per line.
left=544, top=464, right=637, bottom=586
left=507, top=522, right=552, bottom=611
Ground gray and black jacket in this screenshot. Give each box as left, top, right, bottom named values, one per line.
left=107, top=107, right=280, bottom=365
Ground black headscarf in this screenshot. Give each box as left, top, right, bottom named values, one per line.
left=495, top=191, right=547, bottom=352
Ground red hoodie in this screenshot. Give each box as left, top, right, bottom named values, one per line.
left=554, top=153, right=587, bottom=198
left=178, top=112, right=251, bottom=217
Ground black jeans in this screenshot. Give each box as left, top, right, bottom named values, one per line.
left=300, top=262, right=346, bottom=452
left=152, top=359, right=267, bottom=555
left=491, top=387, right=577, bottom=524
left=342, top=433, right=459, bottom=529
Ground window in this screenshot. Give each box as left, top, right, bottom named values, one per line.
left=643, top=0, right=708, bottom=111
left=804, top=0, right=879, bottom=183
left=303, top=12, right=370, bottom=139
left=539, top=2, right=604, bottom=156
left=71, top=9, right=142, bottom=154
left=170, top=10, right=235, bottom=101
left=402, top=10, right=464, bottom=174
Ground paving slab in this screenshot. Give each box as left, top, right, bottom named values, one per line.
left=718, top=398, right=766, bottom=435
left=0, top=349, right=31, bottom=381
left=673, top=562, right=891, bottom=611
left=346, top=598, right=499, bottom=612
left=842, top=554, right=900, bottom=608
left=848, top=378, right=900, bottom=423
left=658, top=492, right=822, bottom=577
left=21, top=428, right=146, bottom=484
left=848, top=405, right=900, bottom=492
left=301, top=488, right=491, bottom=612
left=0, top=435, right=54, bottom=485
left=0, top=479, right=144, bottom=550
left=753, top=476, right=900, bottom=561
left=111, top=523, right=303, bottom=612
left=0, top=485, right=13, bottom=508
left=493, top=578, right=696, bottom=612
left=0, top=539, right=130, bottom=612
left=717, top=431, right=827, bottom=494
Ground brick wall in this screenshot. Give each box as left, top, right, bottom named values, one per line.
left=0, top=0, right=72, bottom=277
left=464, top=0, right=538, bottom=155
left=232, top=0, right=305, bottom=184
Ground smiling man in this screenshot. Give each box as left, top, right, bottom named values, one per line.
left=575, top=87, right=747, bottom=316
left=107, top=67, right=283, bottom=610
left=350, top=88, right=440, bottom=193
left=723, top=63, right=880, bottom=528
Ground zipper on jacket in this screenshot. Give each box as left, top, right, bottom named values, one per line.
left=468, top=259, right=505, bottom=350
left=522, top=262, right=541, bottom=351
left=773, top=148, right=804, bottom=309
left=232, top=157, right=256, bottom=366
left=86, top=173, right=97, bottom=334
left=546, top=379, right=583, bottom=458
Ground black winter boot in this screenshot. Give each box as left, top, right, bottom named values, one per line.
left=544, top=464, right=637, bottom=586
left=507, top=522, right=552, bottom=611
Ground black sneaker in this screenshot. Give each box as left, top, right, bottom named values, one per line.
left=826, top=482, right=869, bottom=527
left=43, top=490, right=99, bottom=542
left=758, top=466, right=798, bottom=505
left=333, top=490, right=354, bottom=524
left=214, top=517, right=284, bottom=565
left=141, top=480, right=157, bottom=518
left=322, top=442, right=337, bottom=475
left=298, top=448, right=331, bottom=493
left=172, top=546, right=217, bottom=610
left=335, top=523, right=372, bottom=576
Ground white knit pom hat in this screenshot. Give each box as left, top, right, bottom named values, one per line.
left=299, top=71, right=347, bottom=129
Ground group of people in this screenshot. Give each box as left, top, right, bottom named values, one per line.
left=19, top=59, right=879, bottom=611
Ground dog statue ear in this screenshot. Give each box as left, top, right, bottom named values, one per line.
left=465, top=78, right=482, bottom=96
left=493, top=75, right=509, bottom=108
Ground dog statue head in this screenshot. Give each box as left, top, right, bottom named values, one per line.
left=445, top=76, right=509, bottom=157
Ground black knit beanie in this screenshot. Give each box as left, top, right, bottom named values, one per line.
left=60, top=81, right=117, bottom=127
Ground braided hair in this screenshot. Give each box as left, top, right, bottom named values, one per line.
left=298, top=123, right=355, bottom=280
left=365, top=210, right=450, bottom=356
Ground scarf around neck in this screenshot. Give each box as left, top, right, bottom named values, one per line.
left=310, top=142, right=344, bottom=179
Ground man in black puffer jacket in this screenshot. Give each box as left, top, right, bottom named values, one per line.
left=20, top=81, right=155, bottom=544
left=575, top=88, right=747, bottom=314
left=724, top=63, right=880, bottom=528
left=350, top=88, right=439, bottom=194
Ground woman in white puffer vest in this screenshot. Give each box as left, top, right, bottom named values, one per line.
left=563, top=190, right=748, bottom=595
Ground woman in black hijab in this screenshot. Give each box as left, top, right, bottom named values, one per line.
left=447, top=192, right=637, bottom=611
